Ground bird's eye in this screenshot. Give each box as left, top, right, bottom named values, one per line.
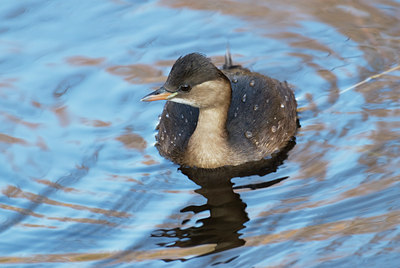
left=179, top=85, right=191, bottom=92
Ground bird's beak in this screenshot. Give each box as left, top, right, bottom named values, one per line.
left=141, top=86, right=178, bottom=102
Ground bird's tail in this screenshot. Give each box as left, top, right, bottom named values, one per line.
left=223, top=45, right=233, bottom=69
left=222, top=45, right=241, bottom=70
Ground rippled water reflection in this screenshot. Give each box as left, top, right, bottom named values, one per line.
left=0, top=0, right=399, bottom=267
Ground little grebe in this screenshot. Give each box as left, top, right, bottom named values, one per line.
left=142, top=52, right=298, bottom=168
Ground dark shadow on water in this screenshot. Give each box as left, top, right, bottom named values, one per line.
left=98, top=139, right=296, bottom=265
left=152, top=138, right=296, bottom=262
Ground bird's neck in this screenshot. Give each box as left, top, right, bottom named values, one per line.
left=185, top=102, right=233, bottom=168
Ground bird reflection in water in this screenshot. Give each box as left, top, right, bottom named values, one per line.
left=151, top=138, right=296, bottom=261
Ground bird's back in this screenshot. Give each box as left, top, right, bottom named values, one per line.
left=223, top=67, right=297, bottom=162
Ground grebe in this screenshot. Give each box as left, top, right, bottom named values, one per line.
left=142, top=52, right=298, bottom=168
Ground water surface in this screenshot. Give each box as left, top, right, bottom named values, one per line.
left=0, top=0, right=399, bottom=267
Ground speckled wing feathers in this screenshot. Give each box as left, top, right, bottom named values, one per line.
left=224, top=68, right=297, bottom=160
left=155, top=102, right=198, bottom=163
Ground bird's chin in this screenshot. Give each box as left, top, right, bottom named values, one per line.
left=168, top=97, right=198, bottom=107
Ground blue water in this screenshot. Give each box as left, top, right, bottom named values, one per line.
left=0, top=0, right=399, bottom=267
